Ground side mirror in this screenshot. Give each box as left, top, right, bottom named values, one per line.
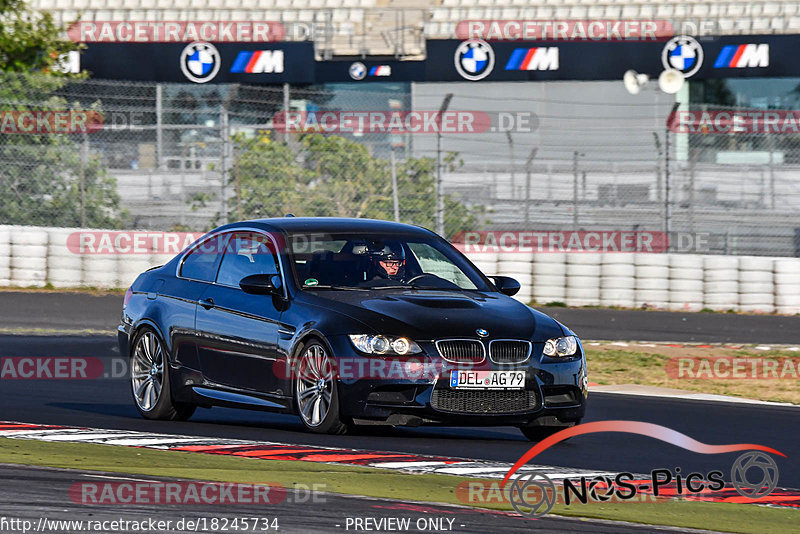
left=239, top=274, right=283, bottom=296
left=491, top=275, right=521, bottom=296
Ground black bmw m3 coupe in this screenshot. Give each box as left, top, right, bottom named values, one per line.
left=119, top=217, right=588, bottom=439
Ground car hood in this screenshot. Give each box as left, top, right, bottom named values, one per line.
left=302, top=289, right=565, bottom=341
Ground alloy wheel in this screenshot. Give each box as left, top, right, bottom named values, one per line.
left=295, top=344, right=334, bottom=427
left=131, top=331, right=164, bottom=412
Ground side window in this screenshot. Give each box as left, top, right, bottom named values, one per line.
left=216, top=232, right=280, bottom=287
left=179, top=234, right=226, bottom=282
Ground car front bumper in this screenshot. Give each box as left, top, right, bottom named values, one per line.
left=327, top=335, right=588, bottom=426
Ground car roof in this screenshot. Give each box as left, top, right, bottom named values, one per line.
left=233, top=217, right=436, bottom=237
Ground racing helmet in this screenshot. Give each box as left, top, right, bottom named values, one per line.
left=370, top=242, right=406, bottom=279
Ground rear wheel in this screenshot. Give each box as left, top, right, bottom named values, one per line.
left=130, top=327, right=195, bottom=421
left=294, top=341, right=348, bottom=434
left=519, top=420, right=580, bottom=442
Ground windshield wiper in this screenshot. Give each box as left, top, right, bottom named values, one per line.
left=303, top=285, right=367, bottom=291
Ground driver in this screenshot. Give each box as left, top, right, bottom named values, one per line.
left=369, top=243, right=406, bottom=282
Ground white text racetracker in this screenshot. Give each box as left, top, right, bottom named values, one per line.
left=449, top=370, right=525, bottom=389
left=342, top=517, right=458, bottom=531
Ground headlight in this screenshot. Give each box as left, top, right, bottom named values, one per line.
left=348, top=334, right=422, bottom=356
left=543, top=335, right=579, bottom=357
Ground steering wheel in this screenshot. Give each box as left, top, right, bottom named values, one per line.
left=405, top=274, right=432, bottom=285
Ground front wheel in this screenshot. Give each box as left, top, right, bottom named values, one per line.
left=130, top=327, right=195, bottom=421
left=294, top=341, right=349, bottom=434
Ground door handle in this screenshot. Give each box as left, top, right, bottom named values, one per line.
left=199, top=297, right=215, bottom=310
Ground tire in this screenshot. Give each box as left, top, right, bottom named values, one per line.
left=565, top=287, right=600, bottom=300
left=636, top=277, right=666, bottom=290
left=635, top=289, right=669, bottom=307
left=471, top=261, right=496, bottom=275
left=600, top=290, right=635, bottom=307
left=48, top=254, right=82, bottom=271
left=533, top=274, right=566, bottom=287
left=11, top=229, right=48, bottom=246
left=497, top=261, right=532, bottom=274
left=600, top=277, right=635, bottom=289
left=739, top=282, right=773, bottom=294
left=738, top=270, right=772, bottom=284
left=566, top=275, right=599, bottom=289
left=130, top=327, right=195, bottom=421
left=634, top=253, right=669, bottom=267
left=775, top=260, right=800, bottom=276
left=533, top=262, right=566, bottom=276
left=669, top=267, right=703, bottom=281
left=566, top=254, right=601, bottom=265
left=601, top=252, right=635, bottom=265
left=669, top=254, right=703, bottom=269
left=669, top=279, right=703, bottom=292
left=601, top=263, right=635, bottom=278
left=566, top=264, right=600, bottom=277
left=739, top=256, right=773, bottom=271
left=519, top=420, right=579, bottom=442
left=738, top=293, right=774, bottom=306
left=705, top=269, right=739, bottom=282
left=533, top=253, right=566, bottom=264
left=636, top=265, right=669, bottom=279
left=294, top=340, right=349, bottom=435
left=704, top=294, right=738, bottom=306
left=668, top=301, right=703, bottom=312
left=705, top=280, right=738, bottom=294
left=776, top=292, right=800, bottom=306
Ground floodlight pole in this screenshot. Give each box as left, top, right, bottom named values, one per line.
left=435, top=93, right=453, bottom=236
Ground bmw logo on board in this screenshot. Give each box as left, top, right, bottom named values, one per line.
left=349, top=61, right=367, bottom=80
left=661, top=35, right=703, bottom=78
left=454, top=39, right=495, bottom=81
left=180, top=41, right=221, bottom=84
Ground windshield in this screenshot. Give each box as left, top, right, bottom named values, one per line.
left=287, top=232, right=492, bottom=291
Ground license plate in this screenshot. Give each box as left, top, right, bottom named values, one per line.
left=449, top=370, right=525, bottom=389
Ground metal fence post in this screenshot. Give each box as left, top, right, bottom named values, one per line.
left=283, top=83, right=290, bottom=144
left=156, top=83, right=163, bottom=170
left=506, top=132, right=515, bottom=198
left=572, top=150, right=580, bottom=230
left=80, top=133, right=88, bottom=227
left=220, top=105, right=229, bottom=224
left=435, top=93, right=453, bottom=236
left=524, top=148, right=537, bottom=227
left=391, top=147, right=400, bottom=222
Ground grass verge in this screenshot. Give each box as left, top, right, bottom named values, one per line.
left=585, top=343, right=800, bottom=404
left=0, top=437, right=796, bottom=533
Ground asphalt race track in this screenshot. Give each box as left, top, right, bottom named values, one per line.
left=1, top=334, right=798, bottom=490
left=3, top=290, right=800, bottom=342
left=0, top=463, right=680, bottom=534
left=0, top=290, right=799, bottom=534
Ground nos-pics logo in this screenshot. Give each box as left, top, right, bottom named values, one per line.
left=180, top=41, right=221, bottom=83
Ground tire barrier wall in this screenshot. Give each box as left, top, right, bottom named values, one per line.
left=466, top=249, right=800, bottom=315
left=0, top=225, right=798, bottom=314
